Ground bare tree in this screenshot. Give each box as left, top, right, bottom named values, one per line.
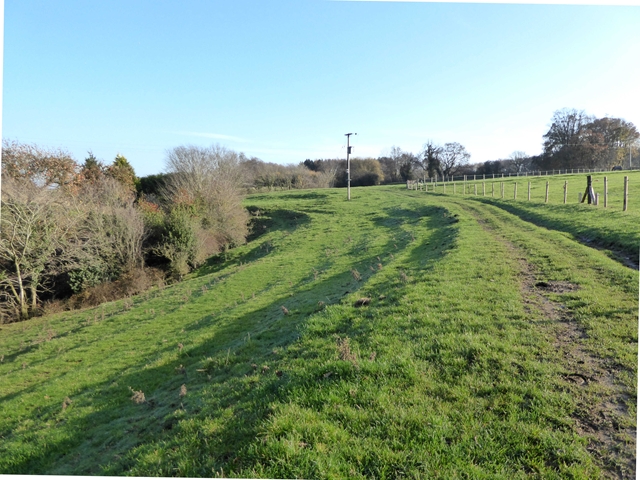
left=508, top=151, right=530, bottom=173
left=440, top=142, right=470, bottom=177
left=0, top=178, right=79, bottom=320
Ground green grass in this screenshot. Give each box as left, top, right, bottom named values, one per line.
left=0, top=185, right=637, bottom=478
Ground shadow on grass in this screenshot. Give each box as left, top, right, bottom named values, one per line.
left=4, top=201, right=460, bottom=476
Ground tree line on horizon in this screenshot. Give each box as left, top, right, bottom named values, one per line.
left=299, top=109, right=639, bottom=185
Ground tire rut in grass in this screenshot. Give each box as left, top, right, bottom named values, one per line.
left=461, top=202, right=636, bottom=479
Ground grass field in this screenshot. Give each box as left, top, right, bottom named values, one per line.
left=0, top=177, right=637, bottom=478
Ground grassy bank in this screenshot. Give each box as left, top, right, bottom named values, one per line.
left=0, top=185, right=636, bottom=478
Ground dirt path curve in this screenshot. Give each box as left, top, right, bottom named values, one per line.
left=458, top=200, right=636, bottom=479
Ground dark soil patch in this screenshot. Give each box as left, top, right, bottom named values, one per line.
left=534, top=280, right=579, bottom=293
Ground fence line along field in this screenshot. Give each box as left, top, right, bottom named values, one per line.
left=413, top=170, right=638, bottom=211
left=0, top=184, right=637, bottom=478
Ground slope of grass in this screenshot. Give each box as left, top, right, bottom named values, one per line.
left=0, top=185, right=636, bottom=478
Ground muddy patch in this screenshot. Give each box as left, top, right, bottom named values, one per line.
left=534, top=280, right=579, bottom=293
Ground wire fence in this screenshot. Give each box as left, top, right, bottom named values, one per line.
left=407, top=173, right=635, bottom=212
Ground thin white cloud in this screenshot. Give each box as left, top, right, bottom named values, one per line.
left=333, top=0, right=639, bottom=4
left=171, top=131, right=252, bottom=143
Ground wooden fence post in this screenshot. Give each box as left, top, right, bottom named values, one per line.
left=545, top=181, right=549, bottom=203
left=513, top=182, right=517, bottom=200
left=528, top=182, right=531, bottom=201
left=501, top=182, right=504, bottom=199
left=492, top=183, right=494, bottom=197
left=623, top=176, right=628, bottom=211
left=563, top=181, right=567, bottom=204
left=474, top=184, right=477, bottom=196
left=483, top=182, right=486, bottom=196
left=603, top=176, right=607, bottom=208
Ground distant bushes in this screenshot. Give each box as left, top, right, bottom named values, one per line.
left=241, top=157, right=335, bottom=191
left=335, top=158, right=385, bottom=187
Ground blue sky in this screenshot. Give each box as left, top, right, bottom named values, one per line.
left=3, top=0, right=640, bottom=177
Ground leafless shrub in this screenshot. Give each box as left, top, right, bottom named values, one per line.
left=163, top=144, right=249, bottom=249
left=129, top=387, right=146, bottom=404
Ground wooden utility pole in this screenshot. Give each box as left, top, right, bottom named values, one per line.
left=345, top=133, right=356, bottom=201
